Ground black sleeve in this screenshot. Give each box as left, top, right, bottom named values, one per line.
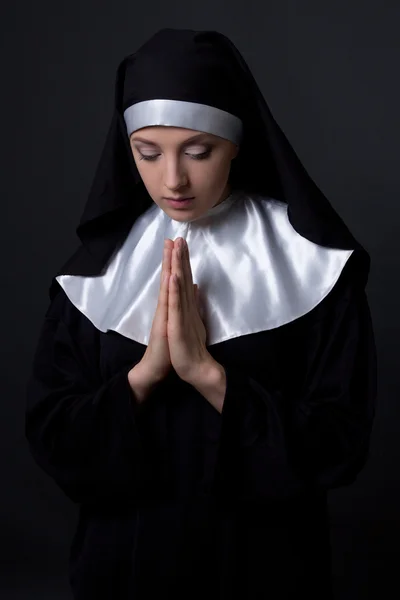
left=25, top=289, right=153, bottom=506
left=214, top=273, right=377, bottom=501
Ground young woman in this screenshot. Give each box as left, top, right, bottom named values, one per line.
left=25, top=28, right=376, bottom=599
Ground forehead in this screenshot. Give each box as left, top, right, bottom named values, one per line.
left=130, top=126, right=213, bottom=144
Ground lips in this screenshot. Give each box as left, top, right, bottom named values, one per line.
left=163, top=197, right=195, bottom=208
left=164, top=197, right=194, bottom=201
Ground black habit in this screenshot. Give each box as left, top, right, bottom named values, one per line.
left=25, top=28, right=376, bottom=599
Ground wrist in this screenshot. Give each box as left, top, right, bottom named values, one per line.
left=192, top=358, right=226, bottom=413
left=197, top=357, right=223, bottom=385
left=128, top=361, right=160, bottom=404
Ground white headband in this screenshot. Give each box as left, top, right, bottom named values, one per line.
left=123, top=99, right=243, bottom=145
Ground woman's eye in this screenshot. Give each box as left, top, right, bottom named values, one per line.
left=138, top=148, right=212, bottom=161
left=186, top=149, right=212, bottom=160
left=139, top=153, right=160, bottom=161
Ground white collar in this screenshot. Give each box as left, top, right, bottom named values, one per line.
left=57, top=189, right=352, bottom=345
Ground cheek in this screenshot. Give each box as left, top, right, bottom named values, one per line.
left=192, top=155, right=230, bottom=181
left=135, top=162, right=160, bottom=190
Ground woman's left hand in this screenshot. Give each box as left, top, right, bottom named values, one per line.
left=168, top=237, right=210, bottom=383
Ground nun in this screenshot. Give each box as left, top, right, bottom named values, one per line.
left=25, top=28, right=377, bottom=599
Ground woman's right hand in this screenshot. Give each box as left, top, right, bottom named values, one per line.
left=140, top=238, right=174, bottom=384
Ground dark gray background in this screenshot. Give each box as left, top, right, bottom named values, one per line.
left=2, top=0, right=399, bottom=598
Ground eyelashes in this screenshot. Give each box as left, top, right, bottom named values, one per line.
left=138, top=149, right=212, bottom=162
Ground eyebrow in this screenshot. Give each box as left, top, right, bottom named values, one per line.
left=131, top=133, right=211, bottom=146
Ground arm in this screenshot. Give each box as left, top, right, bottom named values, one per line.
left=210, top=280, right=377, bottom=500
left=25, top=291, right=163, bottom=505
left=128, top=361, right=164, bottom=405
left=190, top=359, right=227, bottom=414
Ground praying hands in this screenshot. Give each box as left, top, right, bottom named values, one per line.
left=129, top=237, right=226, bottom=412
left=167, top=237, right=209, bottom=383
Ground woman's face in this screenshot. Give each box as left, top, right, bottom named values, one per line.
left=130, top=126, right=238, bottom=221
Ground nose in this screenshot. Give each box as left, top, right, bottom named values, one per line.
left=163, top=156, right=188, bottom=191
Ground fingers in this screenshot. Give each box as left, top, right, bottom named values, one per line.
left=160, top=239, right=173, bottom=290
left=168, top=271, right=181, bottom=316
left=157, top=240, right=173, bottom=316
left=181, top=239, right=194, bottom=297
left=173, top=237, right=194, bottom=306
left=172, top=239, right=188, bottom=308
left=166, top=237, right=196, bottom=319
left=164, top=238, right=174, bottom=251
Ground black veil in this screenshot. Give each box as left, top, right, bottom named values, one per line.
left=50, top=28, right=369, bottom=300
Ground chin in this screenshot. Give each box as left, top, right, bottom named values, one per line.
left=162, top=204, right=203, bottom=219
left=167, top=211, right=195, bottom=222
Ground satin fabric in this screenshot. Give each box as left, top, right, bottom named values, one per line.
left=124, top=99, right=243, bottom=144
left=57, top=189, right=353, bottom=346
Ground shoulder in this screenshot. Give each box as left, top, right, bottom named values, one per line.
left=241, top=190, right=287, bottom=213
left=45, top=280, right=99, bottom=337
left=297, top=251, right=370, bottom=331
left=45, top=280, right=75, bottom=319
left=241, top=189, right=371, bottom=293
